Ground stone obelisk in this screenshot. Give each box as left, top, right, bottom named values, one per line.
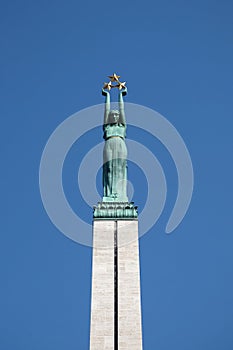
left=90, top=74, right=143, bottom=350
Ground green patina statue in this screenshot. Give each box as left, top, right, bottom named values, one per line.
left=93, top=74, right=138, bottom=218
left=102, top=78, right=128, bottom=202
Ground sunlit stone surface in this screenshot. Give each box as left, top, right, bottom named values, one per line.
left=90, top=220, right=143, bottom=350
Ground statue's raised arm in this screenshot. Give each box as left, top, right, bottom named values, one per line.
left=118, top=87, right=127, bottom=125
left=102, top=88, right=110, bottom=126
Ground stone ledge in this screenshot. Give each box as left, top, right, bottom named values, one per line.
left=93, top=202, right=138, bottom=219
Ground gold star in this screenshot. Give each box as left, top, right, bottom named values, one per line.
left=103, top=81, right=112, bottom=90
left=117, top=81, right=126, bottom=90
left=108, top=73, right=120, bottom=82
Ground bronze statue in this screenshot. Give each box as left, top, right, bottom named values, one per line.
left=102, top=74, right=128, bottom=202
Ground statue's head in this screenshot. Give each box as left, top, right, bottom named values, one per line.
left=108, top=110, right=120, bottom=124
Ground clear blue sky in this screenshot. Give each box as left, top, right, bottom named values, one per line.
left=1, top=0, right=233, bottom=349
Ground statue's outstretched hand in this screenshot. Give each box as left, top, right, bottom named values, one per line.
left=120, top=87, right=127, bottom=96
left=102, top=88, right=110, bottom=96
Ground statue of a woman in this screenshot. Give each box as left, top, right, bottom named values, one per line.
left=102, top=87, right=128, bottom=202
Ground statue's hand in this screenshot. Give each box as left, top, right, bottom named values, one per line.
left=102, top=88, right=110, bottom=96
left=120, top=87, right=127, bottom=96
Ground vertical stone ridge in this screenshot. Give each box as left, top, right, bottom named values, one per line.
left=114, top=221, right=118, bottom=350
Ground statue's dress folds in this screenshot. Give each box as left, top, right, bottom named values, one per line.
left=103, top=123, right=127, bottom=201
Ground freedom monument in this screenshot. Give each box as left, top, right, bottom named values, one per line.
left=39, top=70, right=193, bottom=350
left=90, top=74, right=143, bottom=349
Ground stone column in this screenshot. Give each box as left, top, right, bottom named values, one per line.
left=90, top=214, right=143, bottom=350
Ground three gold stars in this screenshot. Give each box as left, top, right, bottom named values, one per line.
left=103, top=73, right=127, bottom=91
